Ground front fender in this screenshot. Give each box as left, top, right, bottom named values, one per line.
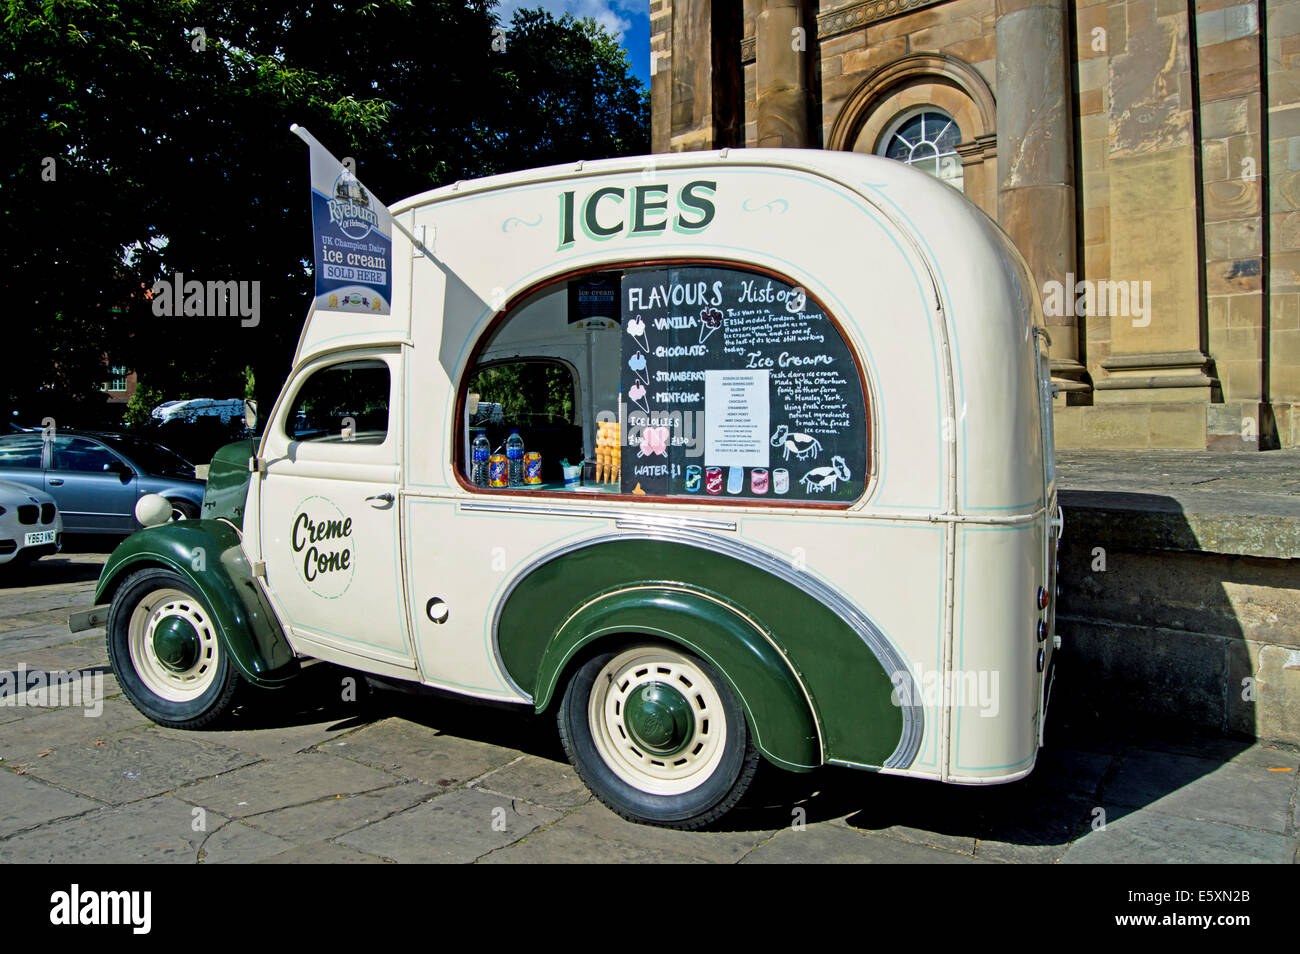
left=531, top=586, right=822, bottom=772
left=95, top=520, right=298, bottom=686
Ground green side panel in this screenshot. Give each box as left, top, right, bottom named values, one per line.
left=94, top=520, right=298, bottom=687
left=201, top=439, right=256, bottom=528
left=498, top=539, right=905, bottom=768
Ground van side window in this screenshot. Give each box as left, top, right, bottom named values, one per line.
left=465, top=361, right=581, bottom=484
left=286, top=359, right=390, bottom=444
left=459, top=263, right=869, bottom=504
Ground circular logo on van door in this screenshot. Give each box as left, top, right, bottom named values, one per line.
left=290, top=496, right=355, bottom=599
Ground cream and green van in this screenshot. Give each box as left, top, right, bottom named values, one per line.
left=73, top=144, right=1061, bottom=829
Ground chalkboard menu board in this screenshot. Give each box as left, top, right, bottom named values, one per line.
left=620, top=265, right=867, bottom=502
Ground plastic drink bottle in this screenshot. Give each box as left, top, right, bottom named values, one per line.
left=506, top=430, right=526, bottom=486
left=471, top=431, right=491, bottom=486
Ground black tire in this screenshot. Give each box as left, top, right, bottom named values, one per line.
left=106, top=567, right=242, bottom=729
left=558, top=642, right=760, bottom=829
left=168, top=499, right=200, bottom=521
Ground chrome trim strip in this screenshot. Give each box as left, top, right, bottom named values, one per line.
left=489, top=527, right=923, bottom=770
left=461, top=500, right=736, bottom=532
left=462, top=498, right=1046, bottom=527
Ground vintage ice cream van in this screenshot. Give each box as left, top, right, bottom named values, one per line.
left=74, top=137, right=1061, bottom=828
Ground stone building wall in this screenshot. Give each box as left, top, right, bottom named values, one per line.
left=649, top=0, right=1300, bottom=449
left=1269, top=2, right=1300, bottom=447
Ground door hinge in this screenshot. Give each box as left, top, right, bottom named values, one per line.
left=248, top=456, right=264, bottom=474
left=251, top=561, right=266, bottom=578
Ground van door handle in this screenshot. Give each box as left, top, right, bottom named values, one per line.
left=366, top=493, right=394, bottom=507
left=48, top=478, right=64, bottom=486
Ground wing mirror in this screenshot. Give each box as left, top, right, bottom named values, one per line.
left=244, top=398, right=258, bottom=431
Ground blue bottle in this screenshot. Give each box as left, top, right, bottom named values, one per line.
left=471, top=431, right=491, bottom=486
left=506, top=430, right=526, bottom=486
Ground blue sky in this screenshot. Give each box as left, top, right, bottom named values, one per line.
left=494, top=0, right=651, bottom=89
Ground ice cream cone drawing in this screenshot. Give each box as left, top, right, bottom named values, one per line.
left=627, top=316, right=649, bottom=352
left=699, top=307, right=723, bottom=345
left=628, top=382, right=650, bottom=414
left=627, top=352, right=648, bottom=384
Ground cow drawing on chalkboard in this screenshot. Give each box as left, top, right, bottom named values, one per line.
left=800, top=456, right=851, bottom=494
left=771, top=424, right=823, bottom=461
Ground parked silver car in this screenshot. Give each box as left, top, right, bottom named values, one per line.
left=0, top=478, right=62, bottom=566
left=0, top=431, right=204, bottom=534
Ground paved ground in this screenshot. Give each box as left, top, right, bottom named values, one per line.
left=0, top=544, right=1296, bottom=864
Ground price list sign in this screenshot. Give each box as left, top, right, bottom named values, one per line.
left=619, top=265, right=866, bottom=502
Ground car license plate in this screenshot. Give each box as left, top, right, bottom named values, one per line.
left=24, top=530, right=56, bottom=546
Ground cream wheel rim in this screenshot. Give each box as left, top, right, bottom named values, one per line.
left=587, top=647, right=728, bottom=796
left=127, top=587, right=220, bottom=702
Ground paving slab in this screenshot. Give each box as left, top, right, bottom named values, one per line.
left=0, top=796, right=217, bottom=863
left=320, top=716, right=522, bottom=786
left=973, top=793, right=1095, bottom=864
left=471, top=754, right=593, bottom=810
left=742, top=825, right=987, bottom=863
left=148, top=714, right=361, bottom=762
left=240, top=781, right=438, bottom=843
left=0, top=768, right=102, bottom=837
left=177, top=751, right=399, bottom=819
left=479, top=823, right=709, bottom=864
left=337, top=788, right=561, bottom=863
left=0, top=698, right=154, bottom=764
left=1102, top=748, right=1296, bottom=833
left=514, top=800, right=777, bottom=864
left=0, top=622, right=95, bottom=654
left=255, top=841, right=390, bottom=864
left=1061, top=809, right=1300, bottom=864
left=1030, top=745, right=1117, bottom=796
left=200, top=819, right=298, bottom=864
left=16, top=728, right=259, bottom=805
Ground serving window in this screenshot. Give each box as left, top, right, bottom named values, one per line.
left=458, top=262, right=869, bottom=505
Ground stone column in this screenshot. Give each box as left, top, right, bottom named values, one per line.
left=996, top=0, right=1087, bottom=400
left=755, top=0, right=812, bottom=148
left=1093, top=1, right=1215, bottom=420
left=668, top=0, right=742, bottom=152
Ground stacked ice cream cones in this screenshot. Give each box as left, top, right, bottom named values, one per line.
left=595, top=420, right=621, bottom=485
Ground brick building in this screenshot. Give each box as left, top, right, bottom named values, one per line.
left=650, top=0, right=1300, bottom=449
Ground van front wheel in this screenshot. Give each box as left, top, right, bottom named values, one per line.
left=558, top=644, right=759, bottom=829
left=107, top=568, right=242, bottom=729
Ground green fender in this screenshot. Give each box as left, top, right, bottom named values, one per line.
left=94, top=520, right=299, bottom=687
left=496, top=537, right=917, bottom=771
left=531, top=586, right=821, bottom=771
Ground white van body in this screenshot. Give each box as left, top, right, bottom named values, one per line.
left=248, top=148, right=1059, bottom=784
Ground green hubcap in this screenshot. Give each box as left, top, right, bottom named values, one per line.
left=152, top=615, right=201, bottom=672
left=623, top=682, right=694, bottom=756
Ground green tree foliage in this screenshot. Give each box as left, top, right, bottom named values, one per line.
left=468, top=361, right=574, bottom=425
left=1, top=0, right=648, bottom=429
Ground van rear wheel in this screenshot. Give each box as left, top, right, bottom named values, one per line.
left=558, top=644, right=759, bottom=829
left=107, top=568, right=242, bottom=729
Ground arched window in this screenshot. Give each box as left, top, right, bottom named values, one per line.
left=877, top=108, right=964, bottom=189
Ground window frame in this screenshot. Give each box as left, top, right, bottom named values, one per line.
left=281, top=355, right=395, bottom=448
left=875, top=106, right=965, bottom=189
left=452, top=259, right=874, bottom=509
